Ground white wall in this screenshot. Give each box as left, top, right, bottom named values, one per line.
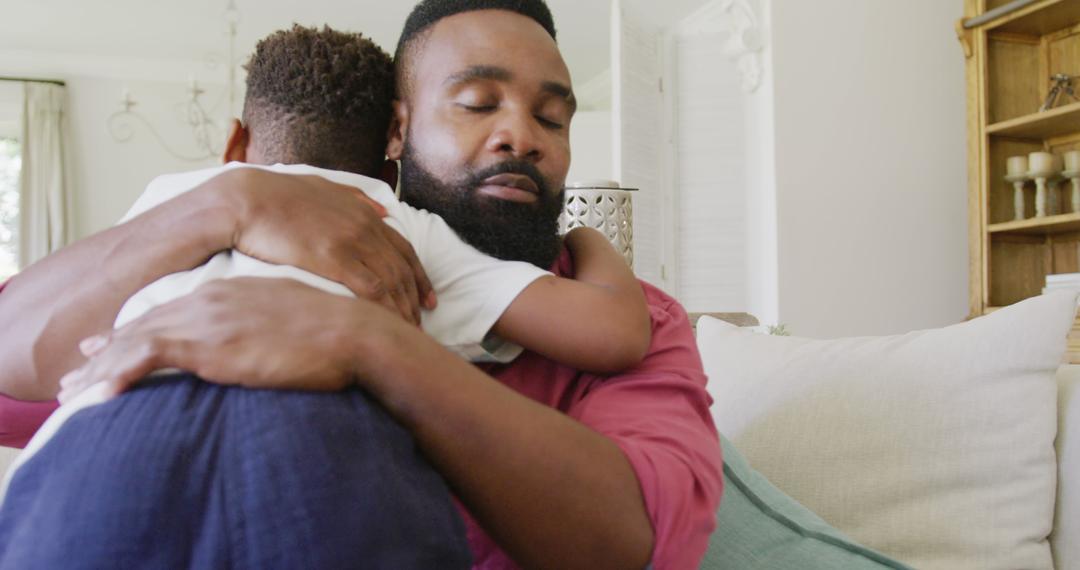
left=768, top=0, right=968, bottom=337
left=0, top=51, right=227, bottom=240
left=613, top=0, right=671, bottom=291
left=567, top=110, right=613, bottom=185
left=66, top=76, right=220, bottom=238
left=743, top=0, right=780, bottom=328
left=672, top=28, right=749, bottom=313
left=0, top=82, right=20, bottom=139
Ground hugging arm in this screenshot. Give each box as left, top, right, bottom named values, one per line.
left=493, top=227, right=651, bottom=374
left=0, top=169, right=432, bottom=401
left=57, top=278, right=657, bottom=570
left=0, top=179, right=235, bottom=400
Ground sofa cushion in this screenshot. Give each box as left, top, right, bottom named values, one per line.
left=704, top=434, right=910, bottom=569
left=1054, top=365, right=1080, bottom=568
left=698, top=291, right=1077, bottom=570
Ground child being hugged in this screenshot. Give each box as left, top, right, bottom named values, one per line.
left=4, top=25, right=650, bottom=509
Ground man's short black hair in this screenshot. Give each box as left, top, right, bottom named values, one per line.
left=242, top=24, right=394, bottom=176
left=394, top=0, right=557, bottom=98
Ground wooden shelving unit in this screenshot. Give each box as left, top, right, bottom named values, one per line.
left=987, top=0, right=1080, bottom=36
left=960, top=0, right=1080, bottom=361
left=986, top=101, right=1080, bottom=139
left=988, top=212, right=1080, bottom=235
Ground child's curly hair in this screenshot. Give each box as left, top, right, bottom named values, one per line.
left=243, top=24, right=394, bottom=175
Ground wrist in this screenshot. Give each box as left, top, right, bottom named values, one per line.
left=103, top=184, right=234, bottom=288
left=341, top=304, right=410, bottom=388
left=341, top=304, right=445, bottom=427
left=188, top=168, right=249, bottom=251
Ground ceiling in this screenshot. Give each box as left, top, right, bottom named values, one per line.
left=0, top=0, right=710, bottom=87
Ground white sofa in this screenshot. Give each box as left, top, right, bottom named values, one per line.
left=0, top=446, right=17, bottom=477
left=4, top=297, right=1075, bottom=569
left=1055, top=365, right=1080, bottom=568
left=698, top=291, right=1078, bottom=570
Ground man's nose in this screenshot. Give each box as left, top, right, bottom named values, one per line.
left=485, top=110, right=545, bottom=162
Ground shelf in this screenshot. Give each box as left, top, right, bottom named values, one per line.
left=987, top=101, right=1080, bottom=139
left=970, top=0, right=1080, bottom=336
left=988, top=212, right=1080, bottom=235
left=986, top=0, right=1080, bottom=36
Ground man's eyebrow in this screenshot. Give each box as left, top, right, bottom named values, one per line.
left=444, top=65, right=577, bottom=113
left=542, top=81, right=577, bottom=113
left=443, top=65, right=513, bottom=86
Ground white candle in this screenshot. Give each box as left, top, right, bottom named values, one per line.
left=1007, top=156, right=1028, bottom=177
left=1029, top=152, right=1055, bottom=176
left=1066, top=150, right=1080, bottom=173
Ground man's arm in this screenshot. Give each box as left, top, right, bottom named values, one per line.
left=357, top=324, right=656, bottom=569
left=1, top=169, right=433, bottom=401
left=0, top=182, right=234, bottom=400
left=492, top=227, right=651, bottom=374
left=55, top=278, right=656, bottom=569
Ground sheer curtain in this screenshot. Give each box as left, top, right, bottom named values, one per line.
left=18, top=82, right=71, bottom=268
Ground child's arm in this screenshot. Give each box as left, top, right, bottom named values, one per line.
left=492, top=228, right=651, bottom=374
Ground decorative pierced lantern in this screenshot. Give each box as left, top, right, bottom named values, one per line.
left=558, top=180, right=636, bottom=268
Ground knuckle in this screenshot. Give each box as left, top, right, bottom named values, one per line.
left=317, top=240, right=342, bottom=261
left=138, top=339, right=162, bottom=364
left=205, top=306, right=229, bottom=326
left=198, top=280, right=230, bottom=301
left=364, top=278, right=388, bottom=298
left=385, top=265, right=403, bottom=286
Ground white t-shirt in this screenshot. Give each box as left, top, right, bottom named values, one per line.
left=0, top=163, right=551, bottom=500
left=117, top=162, right=551, bottom=362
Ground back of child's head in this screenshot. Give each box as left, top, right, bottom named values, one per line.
left=242, top=25, right=394, bottom=176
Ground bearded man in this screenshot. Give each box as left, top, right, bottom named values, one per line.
left=0, top=2, right=722, bottom=568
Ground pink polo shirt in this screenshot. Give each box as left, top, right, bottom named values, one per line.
left=0, top=254, right=724, bottom=569
left=466, top=252, right=723, bottom=569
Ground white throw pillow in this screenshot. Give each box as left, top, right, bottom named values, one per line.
left=0, top=447, right=17, bottom=479
left=698, top=291, right=1077, bottom=570
left=1054, top=365, right=1080, bottom=569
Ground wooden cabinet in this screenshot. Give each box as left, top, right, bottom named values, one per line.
left=960, top=0, right=1080, bottom=347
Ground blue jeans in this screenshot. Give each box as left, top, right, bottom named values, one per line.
left=0, top=373, right=471, bottom=569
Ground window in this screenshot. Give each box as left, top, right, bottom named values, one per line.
left=0, top=138, right=18, bottom=280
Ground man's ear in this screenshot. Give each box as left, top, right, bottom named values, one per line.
left=379, top=160, right=399, bottom=190
left=222, top=118, right=249, bottom=164
left=386, top=100, right=409, bottom=161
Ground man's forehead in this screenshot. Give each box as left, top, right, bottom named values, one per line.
left=416, top=9, right=571, bottom=86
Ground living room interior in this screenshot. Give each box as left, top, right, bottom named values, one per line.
left=0, top=0, right=1077, bottom=568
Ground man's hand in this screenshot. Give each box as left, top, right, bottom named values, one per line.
left=215, top=168, right=435, bottom=324
left=57, top=278, right=386, bottom=402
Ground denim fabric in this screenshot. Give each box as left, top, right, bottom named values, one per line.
left=0, top=373, right=470, bottom=569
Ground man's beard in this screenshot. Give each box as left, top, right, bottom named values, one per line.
left=398, top=143, right=565, bottom=270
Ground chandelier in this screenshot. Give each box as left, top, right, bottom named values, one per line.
left=107, top=1, right=242, bottom=161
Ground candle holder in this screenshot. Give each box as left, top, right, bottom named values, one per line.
left=1050, top=154, right=1066, bottom=216
left=1030, top=173, right=1051, bottom=218
left=1005, top=173, right=1029, bottom=221
left=1028, top=151, right=1057, bottom=218
left=558, top=181, right=637, bottom=268
left=1065, top=169, right=1080, bottom=214
left=1049, top=178, right=1063, bottom=216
